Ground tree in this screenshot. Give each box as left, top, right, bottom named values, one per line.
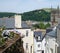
left=45, top=22, right=51, bottom=29
left=39, top=22, right=45, bottom=29
left=0, top=27, right=5, bottom=46
left=33, top=22, right=51, bottom=29
left=33, top=24, right=39, bottom=29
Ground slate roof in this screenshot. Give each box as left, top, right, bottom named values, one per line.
left=22, top=21, right=29, bottom=28
left=34, top=31, right=43, bottom=42
left=34, top=31, right=42, bottom=36
left=46, top=30, right=57, bottom=38
left=46, top=28, right=53, bottom=33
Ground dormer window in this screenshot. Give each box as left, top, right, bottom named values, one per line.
left=38, top=44, right=40, bottom=47
left=36, top=35, right=41, bottom=42
left=38, top=36, right=40, bottom=40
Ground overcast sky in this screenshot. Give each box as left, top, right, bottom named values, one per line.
left=0, top=0, right=60, bottom=13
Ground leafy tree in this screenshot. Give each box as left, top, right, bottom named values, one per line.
left=39, top=22, right=45, bottom=29
left=33, top=24, right=39, bottom=29
left=9, top=31, right=15, bottom=39
left=0, top=9, right=50, bottom=21
left=33, top=22, right=51, bottom=29
left=22, top=9, right=50, bottom=21
left=0, top=27, right=5, bottom=46
left=45, top=22, right=51, bottom=29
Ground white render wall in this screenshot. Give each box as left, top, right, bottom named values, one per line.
left=34, top=34, right=58, bottom=53
left=41, top=38, right=46, bottom=53
left=45, top=36, right=57, bottom=53
left=15, top=15, right=21, bottom=28
left=34, top=38, right=41, bottom=53
left=16, top=29, right=34, bottom=53
left=34, top=37, right=46, bottom=53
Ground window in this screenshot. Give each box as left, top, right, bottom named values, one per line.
left=36, top=36, right=38, bottom=40
left=38, top=44, right=40, bottom=47
left=50, top=48, right=53, bottom=53
left=42, top=50, right=44, bottom=53
left=55, top=45, right=57, bottom=53
left=26, top=30, right=28, bottom=36
left=31, top=46, right=32, bottom=53
left=36, top=36, right=40, bottom=42
left=37, top=50, right=44, bottom=53
left=26, top=43, right=28, bottom=50
left=38, top=36, right=40, bottom=40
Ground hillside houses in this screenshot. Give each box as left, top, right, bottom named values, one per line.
left=0, top=14, right=59, bottom=53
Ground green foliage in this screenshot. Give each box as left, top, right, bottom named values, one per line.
left=0, top=26, right=6, bottom=38
left=2, top=26, right=6, bottom=30
left=0, top=9, right=50, bottom=21
left=39, top=22, right=46, bottom=29
left=33, top=22, right=51, bottom=29
left=22, top=9, right=51, bottom=21
left=0, top=29, right=2, bottom=38
left=45, top=22, right=51, bottom=29
left=0, top=27, right=5, bottom=46
left=9, top=32, right=14, bottom=39
left=33, top=24, right=39, bottom=29
left=0, top=38, right=5, bottom=46
left=0, top=12, right=17, bottom=18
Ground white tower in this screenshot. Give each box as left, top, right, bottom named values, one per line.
left=15, top=15, right=21, bottom=28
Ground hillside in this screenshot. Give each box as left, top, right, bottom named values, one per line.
left=22, top=9, right=51, bottom=21
left=0, top=12, right=17, bottom=18
left=0, top=9, right=51, bottom=21
left=43, top=8, right=51, bottom=12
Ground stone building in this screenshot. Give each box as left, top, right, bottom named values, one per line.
left=51, top=6, right=60, bottom=53
left=51, top=6, right=60, bottom=27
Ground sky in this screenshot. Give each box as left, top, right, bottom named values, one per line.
left=0, top=0, right=60, bottom=13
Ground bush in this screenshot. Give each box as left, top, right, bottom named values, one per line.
left=33, top=22, right=51, bottom=29
left=45, top=22, right=51, bottom=29
left=0, top=38, right=5, bottom=46
left=39, top=22, right=45, bottom=29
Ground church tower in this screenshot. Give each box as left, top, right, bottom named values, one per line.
left=51, top=6, right=56, bottom=27
left=51, top=6, right=60, bottom=27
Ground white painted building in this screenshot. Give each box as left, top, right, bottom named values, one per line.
left=45, top=29, right=58, bottom=53
left=34, top=31, right=46, bottom=53
left=0, top=13, right=58, bottom=53
left=16, top=29, right=34, bottom=53
left=0, top=15, right=21, bottom=28
left=33, top=27, right=58, bottom=53
left=0, top=14, right=34, bottom=53
left=3, top=28, right=34, bottom=53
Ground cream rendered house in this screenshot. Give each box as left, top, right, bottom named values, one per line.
left=15, top=28, right=34, bottom=53
left=4, top=28, right=34, bottom=53
left=0, top=14, right=34, bottom=53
